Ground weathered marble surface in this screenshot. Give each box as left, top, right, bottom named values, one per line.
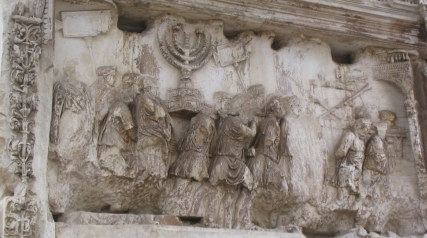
left=58, top=211, right=183, bottom=226
left=56, top=223, right=305, bottom=238
left=2, top=0, right=427, bottom=237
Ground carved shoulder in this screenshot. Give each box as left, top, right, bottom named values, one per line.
left=335, top=131, right=355, bottom=159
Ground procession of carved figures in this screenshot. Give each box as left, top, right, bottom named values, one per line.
left=49, top=62, right=406, bottom=224
left=43, top=16, right=425, bottom=235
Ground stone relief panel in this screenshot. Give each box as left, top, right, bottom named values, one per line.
left=46, top=1, right=427, bottom=237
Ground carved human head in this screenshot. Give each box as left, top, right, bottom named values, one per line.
left=122, top=73, right=134, bottom=88
left=379, top=110, right=397, bottom=129
left=213, top=91, right=232, bottom=117
left=191, top=114, right=214, bottom=142
left=63, top=61, right=77, bottom=78
left=265, top=95, right=284, bottom=118
left=283, top=95, right=302, bottom=116
left=142, top=75, right=159, bottom=96
left=123, top=73, right=143, bottom=90
left=247, top=84, right=265, bottom=99
left=353, top=118, right=372, bottom=139
left=97, top=66, right=116, bottom=87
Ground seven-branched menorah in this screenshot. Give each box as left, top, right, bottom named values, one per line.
left=158, top=23, right=214, bottom=88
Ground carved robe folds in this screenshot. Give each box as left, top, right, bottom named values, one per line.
left=364, top=135, right=390, bottom=174
left=248, top=116, right=284, bottom=189
left=50, top=78, right=93, bottom=164
left=135, top=93, right=172, bottom=180
left=209, top=116, right=256, bottom=189
left=333, top=118, right=371, bottom=205
left=336, top=131, right=365, bottom=192
left=98, top=101, right=136, bottom=177
left=169, top=113, right=215, bottom=181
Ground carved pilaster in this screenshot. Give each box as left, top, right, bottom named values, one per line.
left=3, top=3, right=44, bottom=237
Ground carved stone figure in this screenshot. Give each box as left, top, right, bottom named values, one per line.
left=169, top=112, right=216, bottom=181
left=93, top=66, right=117, bottom=138
left=207, top=97, right=258, bottom=229
left=364, top=122, right=391, bottom=175
left=135, top=76, right=172, bottom=181
left=356, top=121, right=392, bottom=232
left=97, top=74, right=142, bottom=177
left=279, top=96, right=327, bottom=202
left=119, top=73, right=143, bottom=104
left=209, top=109, right=256, bottom=189
left=98, top=101, right=137, bottom=177
left=378, top=110, right=404, bottom=164
left=247, top=95, right=286, bottom=189
left=50, top=61, right=93, bottom=164
left=379, top=110, right=399, bottom=130
left=334, top=117, right=372, bottom=205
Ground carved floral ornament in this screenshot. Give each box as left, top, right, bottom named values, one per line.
left=4, top=197, right=38, bottom=238
left=4, top=3, right=44, bottom=237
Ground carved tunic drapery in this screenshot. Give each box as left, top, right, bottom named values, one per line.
left=247, top=116, right=284, bottom=189
left=50, top=78, right=93, bottom=145
left=98, top=101, right=136, bottom=177
left=209, top=116, right=256, bottom=189
left=169, top=113, right=215, bottom=181
left=135, top=93, right=172, bottom=180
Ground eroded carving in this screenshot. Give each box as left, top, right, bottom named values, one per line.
left=42, top=12, right=427, bottom=237
left=5, top=4, right=44, bottom=236
left=158, top=23, right=214, bottom=84
left=135, top=76, right=172, bottom=181
left=98, top=101, right=137, bottom=177
left=158, top=22, right=215, bottom=113
left=333, top=117, right=372, bottom=206
left=4, top=198, right=38, bottom=237
left=94, top=66, right=117, bottom=132
left=364, top=122, right=393, bottom=175
left=279, top=96, right=327, bottom=202
left=247, top=95, right=285, bottom=190
left=97, top=74, right=141, bottom=177
left=208, top=110, right=256, bottom=189
left=50, top=61, right=94, bottom=164
left=169, top=111, right=216, bottom=181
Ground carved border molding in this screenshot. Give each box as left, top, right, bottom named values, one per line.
left=115, top=0, right=425, bottom=54
left=4, top=4, right=44, bottom=237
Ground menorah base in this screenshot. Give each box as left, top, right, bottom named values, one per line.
left=178, top=78, right=194, bottom=89
left=167, top=86, right=203, bottom=115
